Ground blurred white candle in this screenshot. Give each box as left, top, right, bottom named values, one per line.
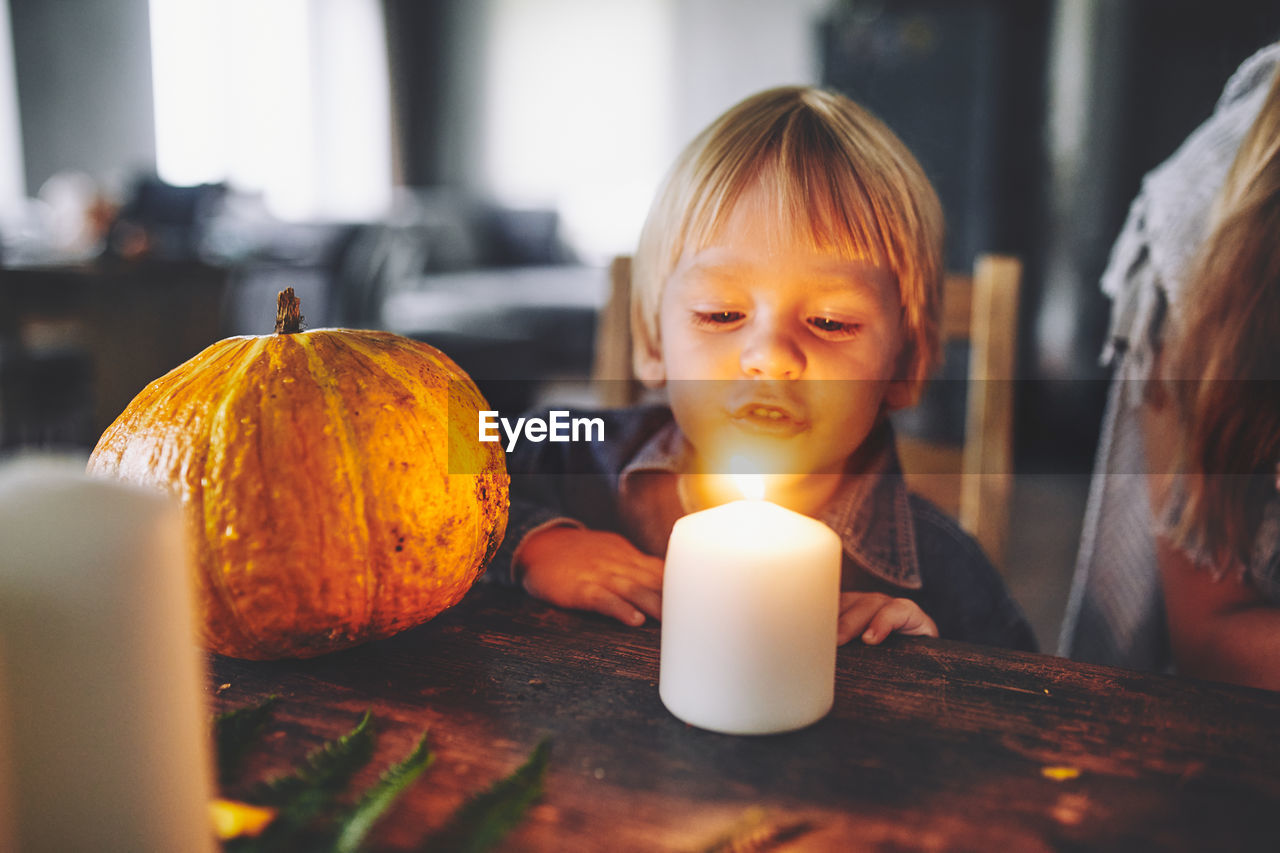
left=659, top=480, right=841, bottom=735
left=0, top=455, right=214, bottom=853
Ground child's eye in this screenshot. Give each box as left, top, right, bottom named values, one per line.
left=808, top=316, right=861, bottom=337
left=692, top=310, right=745, bottom=327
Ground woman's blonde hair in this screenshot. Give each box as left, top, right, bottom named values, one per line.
left=631, top=86, right=945, bottom=401
left=1168, top=66, right=1280, bottom=569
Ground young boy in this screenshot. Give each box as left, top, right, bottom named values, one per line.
left=488, top=86, right=1036, bottom=651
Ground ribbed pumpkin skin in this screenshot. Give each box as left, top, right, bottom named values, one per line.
left=87, top=328, right=509, bottom=660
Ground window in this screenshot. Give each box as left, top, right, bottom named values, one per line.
left=482, top=0, right=673, bottom=260
left=149, top=0, right=392, bottom=221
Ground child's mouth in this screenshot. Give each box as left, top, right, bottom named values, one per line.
left=731, top=404, right=807, bottom=435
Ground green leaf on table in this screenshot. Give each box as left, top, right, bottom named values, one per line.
left=423, top=738, right=551, bottom=853
left=256, top=710, right=377, bottom=805
left=329, top=730, right=435, bottom=853
left=213, top=695, right=280, bottom=784
left=229, top=711, right=378, bottom=853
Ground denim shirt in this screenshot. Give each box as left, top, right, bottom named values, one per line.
left=488, top=404, right=1037, bottom=652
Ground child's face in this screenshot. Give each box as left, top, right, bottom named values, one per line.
left=649, top=181, right=910, bottom=478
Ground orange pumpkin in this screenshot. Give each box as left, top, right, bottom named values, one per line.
left=88, top=289, right=508, bottom=659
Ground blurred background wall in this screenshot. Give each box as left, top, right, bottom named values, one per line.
left=7, top=0, right=156, bottom=209
left=2, top=0, right=1278, bottom=648
left=2, top=0, right=1279, bottom=469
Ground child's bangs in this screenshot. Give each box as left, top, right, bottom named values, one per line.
left=683, top=121, right=897, bottom=270
left=763, top=151, right=894, bottom=267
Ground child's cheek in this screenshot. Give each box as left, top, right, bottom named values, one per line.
left=666, top=337, right=734, bottom=382
left=665, top=388, right=718, bottom=456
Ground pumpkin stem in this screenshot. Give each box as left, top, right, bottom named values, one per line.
left=275, top=288, right=304, bottom=334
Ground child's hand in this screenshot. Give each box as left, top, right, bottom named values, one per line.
left=516, top=527, right=664, bottom=627
left=838, top=591, right=938, bottom=645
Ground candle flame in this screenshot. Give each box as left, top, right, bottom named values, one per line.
left=728, top=455, right=766, bottom=500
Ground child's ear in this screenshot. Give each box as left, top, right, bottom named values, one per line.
left=884, top=341, right=919, bottom=411
left=633, top=347, right=666, bottom=387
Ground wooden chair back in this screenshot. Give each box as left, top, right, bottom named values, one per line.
left=590, top=256, right=641, bottom=408
left=896, top=254, right=1021, bottom=569
left=590, top=253, right=1021, bottom=568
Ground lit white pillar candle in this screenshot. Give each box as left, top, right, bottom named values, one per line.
left=659, top=479, right=842, bottom=735
left=0, top=455, right=215, bottom=853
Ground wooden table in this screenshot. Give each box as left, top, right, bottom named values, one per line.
left=209, top=583, right=1280, bottom=852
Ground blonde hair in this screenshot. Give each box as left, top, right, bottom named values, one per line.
left=1168, top=65, right=1280, bottom=569
left=631, top=86, right=945, bottom=401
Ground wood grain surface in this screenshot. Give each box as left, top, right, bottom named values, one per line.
left=209, top=583, right=1280, bottom=852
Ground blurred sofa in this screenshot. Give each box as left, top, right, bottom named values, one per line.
left=262, top=188, right=605, bottom=415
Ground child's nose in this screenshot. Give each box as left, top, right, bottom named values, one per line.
left=739, top=325, right=805, bottom=379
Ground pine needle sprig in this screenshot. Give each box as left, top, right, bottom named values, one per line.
left=228, top=711, right=378, bottom=853
left=328, top=730, right=435, bottom=853
left=213, top=695, right=280, bottom=784
left=422, top=738, right=551, bottom=853
left=255, top=710, right=377, bottom=805
left=211, top=705, right=546, bottom=853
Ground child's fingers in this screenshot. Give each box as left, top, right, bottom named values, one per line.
left=862, top=599, right=938, bottom=645
left=607, top=575, right=662, bottom=621
left=837, top=592, right=889, bottom=645
left=583, top=583, right=648, bottom=627
left=623, top=557, right=665, bottom=591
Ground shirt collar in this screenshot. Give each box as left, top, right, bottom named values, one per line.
left=619, top=414, right=922, bottom=590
